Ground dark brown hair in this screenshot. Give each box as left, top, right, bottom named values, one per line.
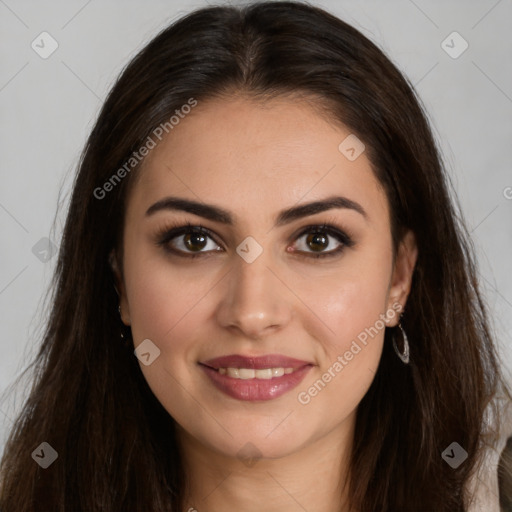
left=499, top=436, right=512, bottom=510
left=1, top=2, right=510, bottom=511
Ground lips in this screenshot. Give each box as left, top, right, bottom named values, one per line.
left=198, top=353, right=314, bottom=401
left=199, top=362, right=312, bottom=401
left=200, top=353, right=312, bottom=370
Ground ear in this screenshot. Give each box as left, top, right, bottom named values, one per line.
left=385, top=230, right=418, bottom=327
left=108, top=249, right=131, bottom=326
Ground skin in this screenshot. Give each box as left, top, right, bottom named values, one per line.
left=111, top=95, right=418, bottom=512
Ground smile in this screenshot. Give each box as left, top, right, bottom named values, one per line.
left=199, top=363, right=312, bottom=401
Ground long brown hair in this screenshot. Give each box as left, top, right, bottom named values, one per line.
left=1, top=2, right=510, bottom=510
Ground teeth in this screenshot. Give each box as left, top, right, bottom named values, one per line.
left=217, top=367, right=295, bottom=379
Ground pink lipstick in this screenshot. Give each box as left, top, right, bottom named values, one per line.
left=199, top=353, right=313, bottom=401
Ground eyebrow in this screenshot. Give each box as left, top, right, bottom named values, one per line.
left=145, top=195, right=368, bottom=226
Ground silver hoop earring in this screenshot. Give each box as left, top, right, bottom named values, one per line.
left=392, top=322, right=410, bottom=364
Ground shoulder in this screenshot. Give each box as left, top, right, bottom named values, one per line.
left=466, top=396, right=512, bottom=512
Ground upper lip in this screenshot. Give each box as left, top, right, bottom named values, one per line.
left=200, top=354, right=313, bottom=370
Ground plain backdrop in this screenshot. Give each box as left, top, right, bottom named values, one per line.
left=1, top=0, right=511, bottom=459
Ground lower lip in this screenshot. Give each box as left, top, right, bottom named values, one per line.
left=199, top=364, right=313, bottom=401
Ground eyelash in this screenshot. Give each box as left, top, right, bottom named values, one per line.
left=154, top=217, right=355, bottom=260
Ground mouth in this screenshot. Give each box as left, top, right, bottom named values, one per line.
left=198, top=354, right=313, bottom=401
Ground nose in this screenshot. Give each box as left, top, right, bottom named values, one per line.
left=215, top=249, right=293, bottom=340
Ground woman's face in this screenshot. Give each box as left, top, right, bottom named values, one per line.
left=113, top=95, right=417, bottom=461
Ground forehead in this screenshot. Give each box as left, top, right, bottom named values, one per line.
left=126, top=95, right=388, bottom=227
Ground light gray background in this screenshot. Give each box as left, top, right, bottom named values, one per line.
left=1, top=0, right=511, bottom=458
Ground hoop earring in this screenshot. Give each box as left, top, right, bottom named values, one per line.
left=392, top=321, right=410, bottom=364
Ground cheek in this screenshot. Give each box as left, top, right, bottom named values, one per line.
left=326, top=280, right=390, bottom=352
left=306, top=248, right=392, bottom=354
left=123, top=254, right=213, bottom=412
left=294, top=274, right=389, bottom=425
left=127, top=272, right=212, bottom=354
left=295, top=251, right=391, bottom=402
left=123, top=236, right=216, bottom=345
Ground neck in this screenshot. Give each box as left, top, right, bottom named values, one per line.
left=177, top=413, right=356, bottom=512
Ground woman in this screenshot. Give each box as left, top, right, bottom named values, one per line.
left=0, top=2, right=510, bottom=511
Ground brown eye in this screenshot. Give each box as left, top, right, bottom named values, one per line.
left=182, top=231, right=209, bottom=252
left=304, top=232, right=329, bottom=252
left=156, top=224, right=222, bottom=258
left=292, top=224, right=353, bottom=258
left=166, top=228, right=221, bottom=255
